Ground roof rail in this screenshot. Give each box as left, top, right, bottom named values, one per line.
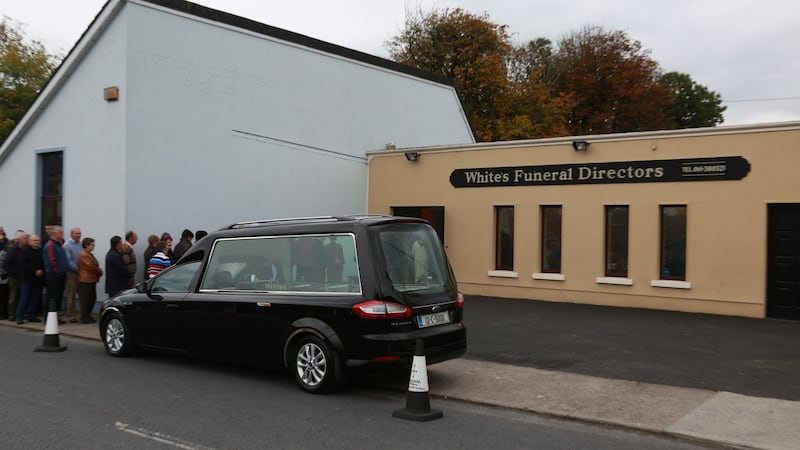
left=225, top=216, right=340, bottom=229
left=341, top=214, right=394, bottom=220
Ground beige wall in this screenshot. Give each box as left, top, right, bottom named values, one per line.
left=367, top=124, right=800, bottom=318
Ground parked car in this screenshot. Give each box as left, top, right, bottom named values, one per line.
left=99, top=215, right=467, bottom=393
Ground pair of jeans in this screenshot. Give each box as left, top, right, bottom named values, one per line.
left=17, top=283, right=42, bottom=321
left=65, top=271, right=80, bottom=320
left=44, top=272, right=66, bottom=312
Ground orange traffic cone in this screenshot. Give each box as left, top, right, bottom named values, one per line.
left=393, top=338, right=442, bottom=421
left=35, top=300, right=67, bottom=352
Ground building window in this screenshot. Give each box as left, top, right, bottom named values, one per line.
left=660, top=205, right=687, bottom=280
left=541, top=206, right=562, bottom=273
left=39, top=151, right=63, bottom=236
left=495, top=206, right=514, bottom=271
left=605, top=206, right=629, bottom=277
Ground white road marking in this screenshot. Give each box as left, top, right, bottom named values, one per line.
left=115, top=422, right=215, bottom=450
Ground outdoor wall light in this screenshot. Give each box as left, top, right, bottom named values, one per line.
left=572, top=140, right=590, bottom=151
left=104, top=86, right=119, bottom=102
left=405, top=152, right=420, bottom=162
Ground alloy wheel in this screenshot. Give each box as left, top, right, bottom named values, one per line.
left=105, top=318, right=126, bottom=354
left=296, top=342, right=327, bottom=387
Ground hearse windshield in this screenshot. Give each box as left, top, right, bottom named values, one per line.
left=378, top=224, right=451, bottom=293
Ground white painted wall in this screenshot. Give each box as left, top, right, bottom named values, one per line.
left=121, top=2, right=472, bottom=280
left=0, top=7, right=128, bottom=250
left=0, top=0, right=474, bottom=288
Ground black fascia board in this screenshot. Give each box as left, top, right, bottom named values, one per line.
left=142, top=0, right=456, bottom=88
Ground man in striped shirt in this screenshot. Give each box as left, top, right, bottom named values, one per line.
left=147, top=241, right=171, bottom=278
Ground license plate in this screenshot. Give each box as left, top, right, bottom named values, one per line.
left=417, top=311, right=451, bottom=328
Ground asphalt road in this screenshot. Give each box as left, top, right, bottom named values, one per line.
left=0, top=327, right=718, bottom=450
left=463, top=295, right=800, bottom=400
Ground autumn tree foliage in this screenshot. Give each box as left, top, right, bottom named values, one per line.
left=386, top=8, right=571, bottom=141
left=550, top=26, right=673, bottom=135
left=0, top=16, right=59, bottom=146
left=388, top=8, right=728, bottom=141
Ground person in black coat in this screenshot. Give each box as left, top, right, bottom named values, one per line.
left=172, top=229, right=194, bottom=262
left=105, top=235, right=129, bottom=297
left=17, top=235, right=44, bottom=323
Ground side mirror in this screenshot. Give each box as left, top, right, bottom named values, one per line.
left=137, top=281, right=162, bottom=300
left=135, top=281, right=148, bottom=294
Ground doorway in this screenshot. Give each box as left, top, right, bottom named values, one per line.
left=767, top=204, right=800, bottom=320
left=391, top=206, right=444, bottom=244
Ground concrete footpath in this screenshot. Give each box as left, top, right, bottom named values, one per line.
left=5, top=317, right=800, bottom=450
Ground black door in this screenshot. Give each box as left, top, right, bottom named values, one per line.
left=126, top=291, right=188, bottom=352
left=392, top=206, right=445, bottom=244
left=767, top=204, right=800, bottom=320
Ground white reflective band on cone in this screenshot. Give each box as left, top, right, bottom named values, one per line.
left=408, top=355, right=429, bottom=392
left=44, top=312, right=60, bottom=335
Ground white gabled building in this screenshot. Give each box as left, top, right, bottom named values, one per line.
left=0, top=0, right=473, bottom=282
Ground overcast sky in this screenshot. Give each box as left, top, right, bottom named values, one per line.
left=3, top=0, right=799, bottom=126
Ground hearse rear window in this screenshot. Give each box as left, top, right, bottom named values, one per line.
left=199, top=234, right=361, bottom=294
left=379, top=225, right=449, bottom=293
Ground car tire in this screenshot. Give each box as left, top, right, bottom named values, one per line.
left=101, top=312, right=135, bottom=357
left=293, top=335, right=340, bottom=394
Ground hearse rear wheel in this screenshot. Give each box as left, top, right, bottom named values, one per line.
left=293, top=335, right=340, bottom=394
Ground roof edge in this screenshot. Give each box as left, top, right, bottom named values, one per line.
left=140, top=0, right=455, bottom=88
left=368, top=120, right=800, bottom=155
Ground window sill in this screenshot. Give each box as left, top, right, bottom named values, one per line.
left=650, top=280, right=691, bottom=289
left=596, top=277, right=633, bottom=286
left=532, top=273, right=565, bottom=281
left=488, top=270, right=519, bottom=278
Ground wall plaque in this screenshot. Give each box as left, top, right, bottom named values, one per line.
left=449, top=156, right=750, bottom=188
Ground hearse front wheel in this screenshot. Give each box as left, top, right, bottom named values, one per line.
left=293, top=335, right=340, bottom=394
left=102, top=312, right=134, bottom=357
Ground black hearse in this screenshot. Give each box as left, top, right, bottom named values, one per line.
left=99, top=215, right=466, bottom=393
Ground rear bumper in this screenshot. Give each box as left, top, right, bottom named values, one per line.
left=345, top=322, right=467, bottom=368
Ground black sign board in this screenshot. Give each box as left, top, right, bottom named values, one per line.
left=449, top=156, right=750, bottom=188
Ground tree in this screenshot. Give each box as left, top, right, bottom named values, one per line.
left=386, top=7, right=512, bottom=141
left=551, top=26, right=672, bottom=135
left=386, top=7, right=570, bottom=141
left=0, top=16, right=59, bottom=145
left=659, top=71, right=725, bottom=128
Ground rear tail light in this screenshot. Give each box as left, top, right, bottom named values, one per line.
left=456, top=291, right=464, bottom=309
left=352, top=300, right=412, bottom=319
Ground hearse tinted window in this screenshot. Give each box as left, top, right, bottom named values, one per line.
left=199, top=234, right=361, bottom=294
left=152, top=261, right=203, bottom=292
left=378, top=224, right=448, bottom=293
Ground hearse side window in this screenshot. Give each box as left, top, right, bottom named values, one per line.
left=199, top=234, right=361, bottom=294
left=151, top=261, right=203, bottom=292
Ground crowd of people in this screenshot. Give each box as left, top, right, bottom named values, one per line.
left=0, top=225, right=207, bottom=325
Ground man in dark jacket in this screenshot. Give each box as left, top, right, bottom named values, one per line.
left=17, top=235, right=44, bottom=324
left=105, top=235, right=129, bottom=298
left=5, top=233, right=27, bottom=321
left=172, top=229, right=194, bottom=261
left=43, top=226, right=68, bottom=320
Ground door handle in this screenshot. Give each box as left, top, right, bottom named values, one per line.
left=166, top=304, right=180, bottom=309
